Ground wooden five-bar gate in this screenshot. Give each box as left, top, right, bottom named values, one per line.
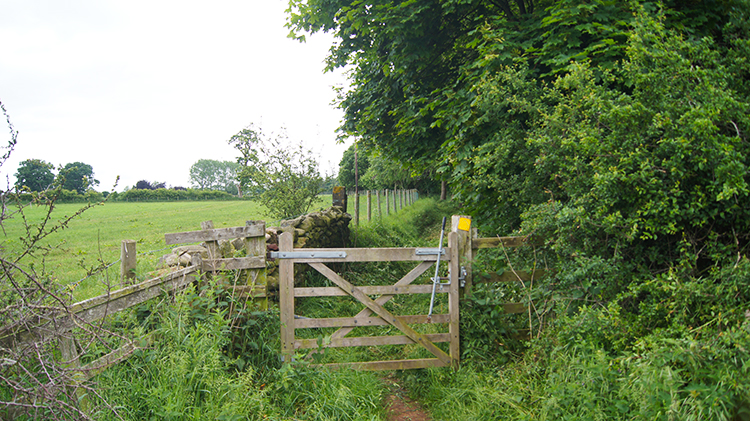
left=276, top=227, right=461, bottom=370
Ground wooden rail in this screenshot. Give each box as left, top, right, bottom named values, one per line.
left=0, top=265, right=199, bottom=349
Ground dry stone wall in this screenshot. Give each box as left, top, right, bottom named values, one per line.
left=266, top=206, right=351, bottom=290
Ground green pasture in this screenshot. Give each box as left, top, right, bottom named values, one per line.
left=2, top=197, right=330, bottom=301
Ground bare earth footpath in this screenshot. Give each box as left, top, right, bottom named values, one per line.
left=383, top=374, right=433, bottom=421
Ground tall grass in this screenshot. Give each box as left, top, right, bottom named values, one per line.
left=93, top=270, right=389, bottom=420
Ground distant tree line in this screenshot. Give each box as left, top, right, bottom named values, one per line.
left=114, top=187, right=240, bottom=202
left=14, top=159, right=99, bottom=194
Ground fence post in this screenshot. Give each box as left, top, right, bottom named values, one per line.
left=120, top=240, right=137, bottom=282
left=376, top=190, right=382, bottom=219
left=354, top=190, right=360, bottom=225
left=451, top=215, right=474, bottom=297
left=332, top=186, right=347, bottom=212
left=201, top=220, right=220, bottom=258
left=386, top=190, right=391, bottom=216
left=279, top=231, right=295, bottom=362
left=367, top=190, right=372, bottom=222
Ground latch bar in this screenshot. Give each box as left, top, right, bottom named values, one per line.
left=415, top=248, right=446, bottom=256
left=269, top=251, right=347, bottom=259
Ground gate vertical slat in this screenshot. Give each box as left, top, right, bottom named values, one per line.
left=279, top=231, right=295, bottom=361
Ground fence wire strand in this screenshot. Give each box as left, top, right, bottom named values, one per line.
left=67, top=245, right=175, bottom=289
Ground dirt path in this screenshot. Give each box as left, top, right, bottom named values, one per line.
left=383, top=374, right=432, bottom=421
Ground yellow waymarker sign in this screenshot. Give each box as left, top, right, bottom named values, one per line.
left=457, top=217, right=471, bottom=231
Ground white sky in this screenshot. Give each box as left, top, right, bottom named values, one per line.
left=0, top=0, right=350, bottom=191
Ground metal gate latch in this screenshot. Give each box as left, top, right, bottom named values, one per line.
left=458, top=266, right=467, bottom=287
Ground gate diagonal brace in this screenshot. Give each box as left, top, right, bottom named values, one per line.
left=308, top=262, right=452, bottom=365
left=329, top=260, right=435, bottom=341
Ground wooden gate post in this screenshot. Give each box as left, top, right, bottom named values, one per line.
left=279, top=231, right=295, bottom=362
left=448, top=231, right=461, bottom=368
left=120, top=240, right=137, bottom=282
left=451, top=215, right=474, bottom=297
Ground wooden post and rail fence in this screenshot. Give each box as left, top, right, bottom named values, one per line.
left=0, top=213, right=542, bottom=379
left=341, top=188, right=419, bottom=225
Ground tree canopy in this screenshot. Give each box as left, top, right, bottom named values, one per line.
left=14, top=159, right=54, bottom=192
left=189, top=159, right=240, bottom=195
left=60, top=162, right=99, bottom=194
left=289, top=0, right=750, bottom=291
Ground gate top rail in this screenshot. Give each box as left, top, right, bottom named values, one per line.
left=272, top=247, right=451, bottom=263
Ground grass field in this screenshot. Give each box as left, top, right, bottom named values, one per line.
left=2, top=198, right=329, bottom=301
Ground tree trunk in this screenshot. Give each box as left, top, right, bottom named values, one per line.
left=440, top=180, right=447, bottom=200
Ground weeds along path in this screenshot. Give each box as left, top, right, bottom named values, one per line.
left=383, top=374, right=433, bottom=421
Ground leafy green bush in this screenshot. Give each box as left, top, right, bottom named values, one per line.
left=116, top=188, right=239, bottom=202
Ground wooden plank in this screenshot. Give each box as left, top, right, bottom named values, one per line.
left=164, top=224, right=265, bottom=245
left=279, top=232, right=295, bottom=362
left=475, top=269, right=547, bottom=283
left=284, top=247, right=449, bottom=263
left=322, top=358, right=449, bottom=371
left=329, top=261, right=434, bottom=340
left=295, top=314, right=450, bottom=329
left=201, top=256, right=265, bottom=271
left=70, top=267, right=197, bottom=316
left=296, top=333, right=451, bottom=349
left=308, top=262, right=452, bottom=365
left=294, top=284, right=442, bottom=298
left=79, top=334, right=153, bottom=380
left=472, top=236, right=537, bottom=249
left=448, top=231, right=460, bottom=367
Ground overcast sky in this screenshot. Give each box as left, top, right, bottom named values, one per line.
left=0, top=0, right=350, bottom=191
